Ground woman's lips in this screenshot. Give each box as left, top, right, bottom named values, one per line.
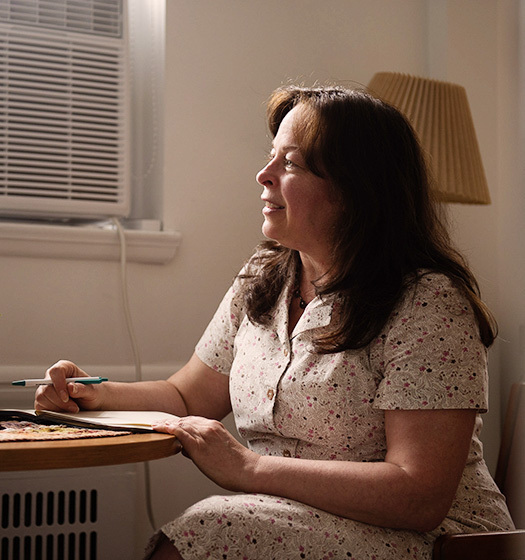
left=263, top=201, right=284, bottom=210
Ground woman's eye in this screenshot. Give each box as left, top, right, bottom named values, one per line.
left=264, top=151, right=301, bottom=170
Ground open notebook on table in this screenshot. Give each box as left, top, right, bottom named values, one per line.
left=0, top=409, right=179, bottom=433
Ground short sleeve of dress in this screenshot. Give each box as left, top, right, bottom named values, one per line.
left=373, top=273, right=489, bottom=412
left=195, top=277, right=247, bottom=375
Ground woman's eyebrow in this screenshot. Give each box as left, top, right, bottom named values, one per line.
left=272, top=144, right=300, bottom=153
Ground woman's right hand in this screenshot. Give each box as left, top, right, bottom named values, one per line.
left=34, top=360, right=104, bottom=412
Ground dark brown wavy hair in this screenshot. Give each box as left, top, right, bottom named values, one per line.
left=241, top=85, right=496, bottom=352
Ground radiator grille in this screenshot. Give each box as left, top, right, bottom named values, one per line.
left=0, top=466, right=137, bottom=560
left=1, top=532, right=97, bottom=560
left=1, top=489, right=98, bottom=528
left=1, top=488, right=98, bottom=560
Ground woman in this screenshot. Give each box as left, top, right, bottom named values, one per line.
left=36, top=86, right=514, bottom=559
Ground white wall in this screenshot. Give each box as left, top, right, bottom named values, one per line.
left=496, top=0, right=525, bottom=400
left=0, top=0, right=522, bottom=550
left=160, top=0, right=429, bottom=359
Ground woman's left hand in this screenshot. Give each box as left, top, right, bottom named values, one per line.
left=153, top=416, right=259, bottom=492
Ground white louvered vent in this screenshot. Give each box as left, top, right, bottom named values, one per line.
left=0, top=0, right=130, bottom=220
left=1, top=488, right=99, bottom=559
left=0, top=465, right=137, bottom=559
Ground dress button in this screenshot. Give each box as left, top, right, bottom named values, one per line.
left=267, top=388, right=275, bottom=400
left=282, top=449, right=291, bottom=457
left=283, top=349, right=289, bottom=357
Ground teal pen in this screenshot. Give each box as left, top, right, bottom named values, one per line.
left=12, top=377, right=108, bottom=387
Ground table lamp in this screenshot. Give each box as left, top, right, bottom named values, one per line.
left=367, top=72, right=490, bottom=204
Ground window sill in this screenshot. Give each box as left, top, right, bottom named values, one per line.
left=0, top=221, right=182, bottom=264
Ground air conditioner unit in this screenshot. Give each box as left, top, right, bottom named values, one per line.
left=0, top=0, right=130, bottom=220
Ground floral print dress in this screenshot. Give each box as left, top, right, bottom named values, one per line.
left=147, top=270, right=514, bottom=559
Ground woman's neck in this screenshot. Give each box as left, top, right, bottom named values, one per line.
left=297, top=252, right=331, bottom=304
left=299, top=251, right=330, bottom=280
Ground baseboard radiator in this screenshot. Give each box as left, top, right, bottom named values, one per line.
left=0, top=465, right=137, bottom=559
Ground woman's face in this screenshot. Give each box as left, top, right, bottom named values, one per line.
left=256, top=106, right=341, bottom=263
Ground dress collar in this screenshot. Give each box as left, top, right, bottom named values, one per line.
left=271, top=268, right=336, bottom=345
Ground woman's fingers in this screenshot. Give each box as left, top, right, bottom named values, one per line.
left=153, top=416, right=221, bottom=450
left=34, top=360, right=100, bottom=411
left=152, top=416, right=257, bottom=492
left=35, top=383, right=79, bottom=412
left=46, top=360, right=88, bottom=403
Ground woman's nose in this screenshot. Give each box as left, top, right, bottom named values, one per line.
left=256, top=162, right=273, bottom=187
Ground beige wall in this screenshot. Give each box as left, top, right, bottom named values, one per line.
left=0, top=0, right=522, bottom=542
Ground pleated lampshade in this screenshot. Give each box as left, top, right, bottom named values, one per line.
left=367, top=72, right=490, bottom=204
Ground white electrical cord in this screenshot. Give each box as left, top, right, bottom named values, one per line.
left=112, top=218, right=142, bottom=381
left=112, top=217, right=157, bottom=532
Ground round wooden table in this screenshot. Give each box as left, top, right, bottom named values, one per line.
left=0, top=432, right=182, bottom=471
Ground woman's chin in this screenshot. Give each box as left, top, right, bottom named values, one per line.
left=261, top=224, right=279, bottom=242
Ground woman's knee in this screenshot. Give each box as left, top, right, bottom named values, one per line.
left=148, top=533, right=184, bottom=560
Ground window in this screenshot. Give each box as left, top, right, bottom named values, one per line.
left=0, top=0, right=179, bottom=263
